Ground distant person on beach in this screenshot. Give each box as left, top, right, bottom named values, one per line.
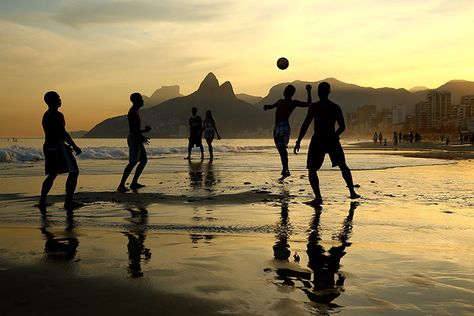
left=39, top=91, right=82, bottom=211
left=203, top=110, right=221, bottom=160
left=117, top=93, right=151, bottom=192
left=294, top=82, right=360, bottom=205
left=393, top=132, right=398, bottom=147
left=185, top=107, right=204, bottom=160
left=378, top=132, right=383, bottom=145
left=263, top=84, right=312, bottom=180
left=373, top=132, right=378, bottom=144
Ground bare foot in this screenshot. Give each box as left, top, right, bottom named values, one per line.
left=304, top=198, right=323, bottom=206
left=278, top=170, right=291, bottom=181
left=350, top=192, right=361, bottom=199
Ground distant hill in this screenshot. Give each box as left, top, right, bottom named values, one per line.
left=435, top=80, right=474, bottom=103
left=85, top=73, right=274, bottom=138
left=142, top=85, right=182, bottom=107
left=257, top=78, right=425, bottom=118
left=236, top=93, right=263, bottom=105
left=409, top=86, right=429, bottom=93
left=84, top=76, right=474, bottom=138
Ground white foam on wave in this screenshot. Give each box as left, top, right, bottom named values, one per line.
left=0, top=145, right=275, bottom=162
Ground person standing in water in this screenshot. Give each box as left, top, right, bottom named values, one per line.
left=294, top=82, right=360, bottom=205
left=203, top=110, right=221, bottom=160
left=264, top=84, right=312, bottom=180
left=39, top=91, right=82, bottom=211
left=117, top=92, right=151, bottom=192
left=185, top=107, right=204, bottom=160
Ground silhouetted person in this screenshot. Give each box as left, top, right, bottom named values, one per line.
left=117, top=93, right=151, bottom=192
left=373, top=132, right=378, bottom=144
left=203, top=110, right=221, bottom=160
left=294, top=82, right=359, bottom=205
left=264, top=84, right=312, bottom=180
left=185, top=107, right=204, bottom=160
left=39, top=91, right=82, bottom=211
left=378, top=132, right=383, bottom=145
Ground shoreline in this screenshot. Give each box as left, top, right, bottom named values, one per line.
left=351, top=140, right=474, bottom=160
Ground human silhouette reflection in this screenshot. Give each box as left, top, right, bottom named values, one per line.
left=40, top=211, right=79, bottom=262
left=123, top=207, right=151, bottom=278
left=304, top=202, right=358, bottom=304
left=273, top=190, right=292, bottom=260
left=188, top=159, right=204, bottom=189
left=204, top=160, right=216, bottom=189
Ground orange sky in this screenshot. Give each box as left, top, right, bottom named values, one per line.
left=1, top=0, right=473, bottom=136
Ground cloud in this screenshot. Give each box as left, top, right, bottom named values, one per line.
left=53, top=0, right=230, bottom=27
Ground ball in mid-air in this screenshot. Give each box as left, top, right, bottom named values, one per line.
left=277, top=57, right=289, bottom=70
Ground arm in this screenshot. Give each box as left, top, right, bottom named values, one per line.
left=213, top=120, right=221, bottom=140
left=61, top=114, right=81, bottom=154
left=291, top=84, right=313, bottom=107
left=335, top=106, right=345, bottom=138
left=263, top=100, right=281, bottom=111
left=293, top=105, right=314, bottom=154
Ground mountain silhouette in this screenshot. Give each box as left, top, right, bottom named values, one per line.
left=85, top=73, right=272, bottom=138
left=84, top=76, right=474, bottom=138
left=142, top=85, right=182, bottom=108
left=236, top=93, right=263, bottom=105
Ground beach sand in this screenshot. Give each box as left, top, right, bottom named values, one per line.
left=1, top=142, right=474, bottom=315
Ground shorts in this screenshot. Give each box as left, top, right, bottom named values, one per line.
left=307, top=136, right=346, bottom=170
left=274, top=121, right=290, bottom=149
left=43, top=142, right=79, bottom=175
left=189, top=135, right=203, bottom=147
left=128, top=134, right=147, bottom=163
left=204, top=129, right=215, bottom=140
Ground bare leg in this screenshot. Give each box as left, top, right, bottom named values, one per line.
left=39, top=173, right=57, bottom=208
left=277, top=146, right=290, bottom=179
left=185, top=145, right=192, bottom=160
left=131, top=159, right=147, bottom=186
left=308, top=168, right=322, bottom=204
left=206, top=138, right=214, bottom=159
left=199, top=143, right=204, bottom=160
left=118, top=162, right=137, bottom=190
left=64, top=171, right=79, bottom=209
left=339, top=163, right=360, bottom=199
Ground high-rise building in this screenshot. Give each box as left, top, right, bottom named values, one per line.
left=415, top=101, right=432, bottom=129
left=427, top=91, right=451, bottom=128
left=391, top=104, right=406, bottom=125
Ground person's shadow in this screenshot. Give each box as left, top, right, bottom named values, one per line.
left=123, top=206, right=151, bottom=278
left=39, top=211, right=79, bottom=262
left=303, top=202, right=358, bottom=305
left=273, top=189, right=292, bottom=260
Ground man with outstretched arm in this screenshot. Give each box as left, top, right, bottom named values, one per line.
left=264, top=84, right=312, bottom=180
left=294, top=82, right=360, bottom=205
left=117, top=92, right=151, bottom=192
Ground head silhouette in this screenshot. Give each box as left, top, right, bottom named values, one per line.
left=318, top=82, right=331, bottom=99
left=192, top=107, right=197, bottom=116
left=205, top=110, right=213, bottom=119
left=283, top=85, right=296, bottom=99
left=130, top=92, right=143, bottom=107
left=44, top=91, right=61, bottom=109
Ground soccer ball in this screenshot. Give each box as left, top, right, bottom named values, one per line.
left=277, top=57, right=289, bottom=70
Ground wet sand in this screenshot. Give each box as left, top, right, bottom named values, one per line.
left=1, top=155, right=474, bottom=315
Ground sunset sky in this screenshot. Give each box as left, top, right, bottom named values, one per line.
left=1, top=0, right=473, bottom=136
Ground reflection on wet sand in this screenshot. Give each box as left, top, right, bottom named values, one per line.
left=188, top=160, right=204, bottom=189
left=40, top=211, right=79, bottom=262
left=123, top=206, right=151, bottom=278
left=273, top=189, right=292, bottom=261
left=273, top=201, right=358, bottom=308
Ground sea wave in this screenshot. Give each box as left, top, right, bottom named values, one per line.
left=0, top=145, right=275, bottom=162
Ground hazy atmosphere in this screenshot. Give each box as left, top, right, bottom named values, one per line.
left=1, top=0, right=473, bottom=136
